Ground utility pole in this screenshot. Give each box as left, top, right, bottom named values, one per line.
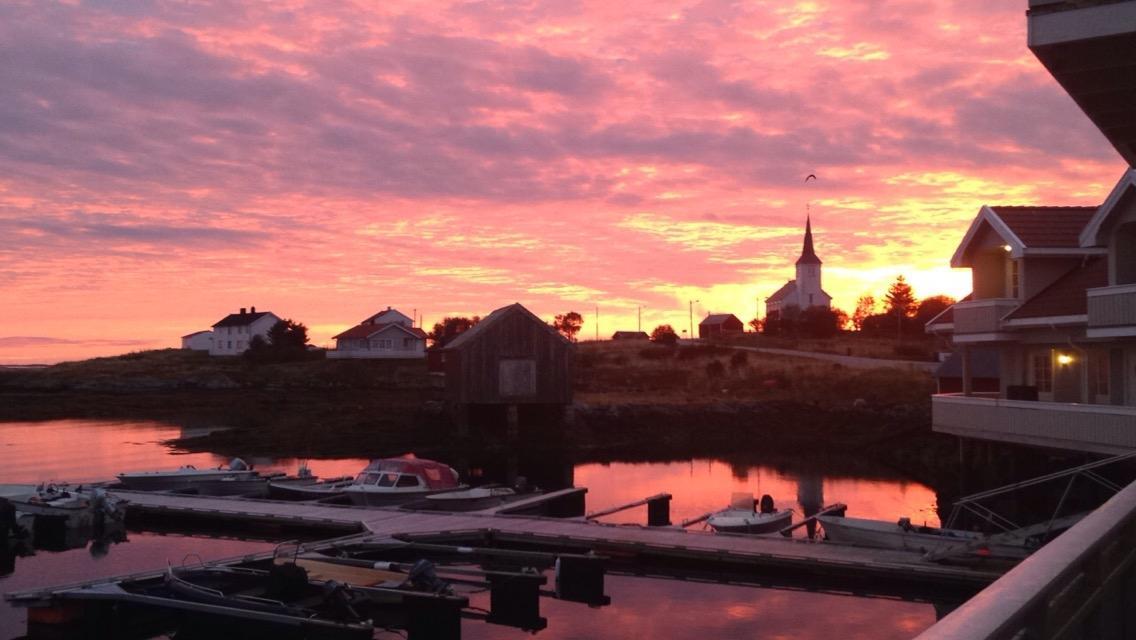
left=688, top=299, right=699, bottom=341
left=637, top=306, right=642, bottom=333
left=595, top=305, right=599, bottom=341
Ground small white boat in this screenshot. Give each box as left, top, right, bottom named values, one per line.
left=266, top=465, right=353, bottom=500
left=424, top=486, right=518, bottom=511
left=818, top=515, right=1033, bottom=559
left=117, top=458, right=259, bottom=491
left=707, top=493, right=794, bottom=535
left=1, top=484, right=126, bottom=528
left=343, top=457, right=465, bottom=507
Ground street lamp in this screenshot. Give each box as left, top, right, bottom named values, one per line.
left=689, top=299, right=699, bottom=342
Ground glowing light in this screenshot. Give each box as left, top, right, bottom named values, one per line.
left=1057, top=354, right=1074, bottom=365
left=1002, top=244, right=1013, bottom=253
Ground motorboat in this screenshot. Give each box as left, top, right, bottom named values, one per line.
left=0, top=484, right=126, bottom=528
left=422, top=486, right=518, bottom=511
left=817, top=513, right=1085, bottom=561
left=116, top=458, right=259, bottom=491
left=268, top=475, right=355, bottom=501
left=343, top=457, right=465, bottom=507
left=707, top=493, right=794, bottom=535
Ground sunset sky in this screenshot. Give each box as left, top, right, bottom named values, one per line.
left=1, top=0, right=1128, bottom=364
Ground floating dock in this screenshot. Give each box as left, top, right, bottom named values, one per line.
left=114, top=488, right=1001, bottom=594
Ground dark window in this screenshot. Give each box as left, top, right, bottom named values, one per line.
left=395, top=475, right=420, bottom=488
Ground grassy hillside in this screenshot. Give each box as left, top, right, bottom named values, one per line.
left=575, top=341, right=934, bottom=410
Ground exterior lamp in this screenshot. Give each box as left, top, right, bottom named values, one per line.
left=1056, top=354, right=1074, bottom=365
left=1002, top=244, right=1013, bottom=253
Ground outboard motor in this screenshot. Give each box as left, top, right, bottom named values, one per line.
left=229, top=458, right=249, bottom=471
left=758, top=494, right=775, bottom=514
left=408, top=559, right=451, bottom=594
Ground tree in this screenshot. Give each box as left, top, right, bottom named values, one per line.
left=915, top=295, right=956, bottom=325
left=553, top=311, right=584, bottom=342
left=884, top=276, right=917, bottom=319
left=747, top=317, right=762, bottom=333
left=851, top=295, right=876, bottom=331
left=246, top=319, right=310, bottom=362
left=268, top=319, right=309, bottom=350
left=650, top=324, right=678, bottom=346
left=428, top=316, right=480, bottom=347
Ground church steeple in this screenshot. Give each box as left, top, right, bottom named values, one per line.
left=795, top=216, right=822, bottom=266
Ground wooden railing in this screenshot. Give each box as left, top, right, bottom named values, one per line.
left=917, top=477, right=1136, bottom=639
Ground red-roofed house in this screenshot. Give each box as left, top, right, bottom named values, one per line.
left=329, top=307, right=427, bottom=359
left=928, top=170, right=1136, bottom=454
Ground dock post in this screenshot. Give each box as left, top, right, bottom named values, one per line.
left=647, top=494, right=671, bottom=526
left=555, top=555, right=610, bottom=605
left=506, top=404, right=519, bottom=440
left=405, top=598, right=463, bottom=640
left=487, top=571, right=546, bottom=630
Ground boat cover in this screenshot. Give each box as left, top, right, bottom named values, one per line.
left=362, top=457, right=460, bottom=490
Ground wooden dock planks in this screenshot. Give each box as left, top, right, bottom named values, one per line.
left=111, top=490, right=1002, bottom=589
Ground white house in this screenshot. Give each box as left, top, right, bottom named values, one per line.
left=329, top=307, right=427, bottom=359
left=209, top=307, right=281, bottom=356
left=765, top=217, right=833, bottom=319
left=180, top=330, right=213, bottom=351
left=927, top=171, right=1136, bottom=454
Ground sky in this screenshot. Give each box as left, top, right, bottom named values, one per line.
left=0, top=0, right=1128, bottom=363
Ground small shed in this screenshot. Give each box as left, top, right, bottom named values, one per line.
left=698, top=314, right=744, bottom=340
left=612, top=331, right=649, bottom=341
left=441, top=303, right=573, bottom=406
left=180, top=330, right=213, bottom=351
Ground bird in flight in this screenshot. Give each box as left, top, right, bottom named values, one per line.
left=805, top=174, right=817, bottom=183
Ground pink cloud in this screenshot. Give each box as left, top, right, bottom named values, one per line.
left=0, top=0, right=1126, bottom=361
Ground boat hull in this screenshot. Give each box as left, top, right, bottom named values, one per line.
left=707, top=509, right=793, bottom=535
left=268, top=479, right=353, bottom=501
left=817, top=516, right=1030, bottom=559
left=344, top=486, right=466, bottom=507
left=117, top=470, right=260, bottom=492
left=422, top=487, right=519, bottom=512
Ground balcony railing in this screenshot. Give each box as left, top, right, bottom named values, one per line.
left=1087, top=284, right=1136, bottom=336
left=950, top=298, right=1019, bottom=336
left=932, top=393, right=1136, bottom=455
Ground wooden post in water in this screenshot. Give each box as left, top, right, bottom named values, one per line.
left=647, top=494, right=671, bottom=527
left=506, top=404, right=519, bottom=440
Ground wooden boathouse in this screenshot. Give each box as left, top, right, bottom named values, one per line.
left=440, top=303, right=573, bottom=435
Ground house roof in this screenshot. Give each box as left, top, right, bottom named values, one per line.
left=612, top=331, right=649, bottom=339
left=951, top=205, right=1100, bottom=267
left=700, top=314, right=740, bottom=326
left=796, top=216, right=822, bottom=265
left=1080, top=169, right=1136, bottom=247
left=765, top=280, right=797, bottom=303
left=935, top=349, right=1000, bottom=379
left=443, top=303, right=570, bottom=350
left=924, top=293, right=971, bottom=330
left=1003, top=258, right=1107, bottom=321
left=212, top=311, right=274, bottom=328
left=363, top=308, right=411, bottom=325
left=333, top=322, right=428, bottom=340
left=181, top=330, right=212, bottom=339
left=991, top=206, right=1098, bottom=248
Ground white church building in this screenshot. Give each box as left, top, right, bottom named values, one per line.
left=765, top=217, right=832, bottom=319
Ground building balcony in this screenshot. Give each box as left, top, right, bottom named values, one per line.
left=1028, top=0, right=1136, bottom=166
left=950, top=298, right=1020, bottom=341
left=932, top=393, right=1136, bottom=454
left=1087, top=283, right=1136, bottom=337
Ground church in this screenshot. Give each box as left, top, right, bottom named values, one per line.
left=764, top=217, right=832, bottom=319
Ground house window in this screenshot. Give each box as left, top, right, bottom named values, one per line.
left=1089, top=351, right=1109, bottom=398
left=403, top=338, right=413, bottom=348
left=228, top=340, right=233, bottom=349
left=1031, top=352, right=1052, bottom=393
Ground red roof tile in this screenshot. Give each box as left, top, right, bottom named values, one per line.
left=991, top=206, right=1097, bottom=248
left=1004, top=258, right=1107, bottom=320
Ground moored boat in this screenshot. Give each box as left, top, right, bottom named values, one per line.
left=0, top=484, right=126, bottom=528
left=343, top=457, right=465, bottom=507
left=707, top=493, right=794, bottom=535
left=817, top=515, right=1044, bottom=560
left=423, top=486, right=518, bottom=511
left=117, top=458, right=259, bottom=491
left=268, top=475, right=355, bottom=501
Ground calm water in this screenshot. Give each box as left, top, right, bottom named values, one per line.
left=0, top=419, right=944, bottom=639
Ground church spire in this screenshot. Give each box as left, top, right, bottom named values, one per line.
left=795, top=216, right=822, bottom=266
